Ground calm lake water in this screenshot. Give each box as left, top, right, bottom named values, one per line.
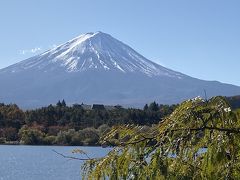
left=0, top=145, right=111, bottom=180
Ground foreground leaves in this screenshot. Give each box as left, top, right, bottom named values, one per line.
left=82, top=96, right=240, bottom=179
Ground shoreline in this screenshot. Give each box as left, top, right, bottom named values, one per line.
left=0, top=142, right=107, bottom=147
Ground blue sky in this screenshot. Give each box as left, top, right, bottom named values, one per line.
left=0, top=0, right=239, bottom=85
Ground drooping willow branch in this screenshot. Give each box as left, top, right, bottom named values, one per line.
left=105, top=125, right=240, bottom=147
left=171, top=126, right=240, bottom=134
left=52, top=149, right=94, bottom=161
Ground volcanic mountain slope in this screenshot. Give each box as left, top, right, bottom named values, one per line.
left=0, top=31, right=239, bottom=108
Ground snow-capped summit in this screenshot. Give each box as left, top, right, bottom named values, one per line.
left=2, top=31, right=183, bottom=78
left=0, top=32, right=239, bottom=108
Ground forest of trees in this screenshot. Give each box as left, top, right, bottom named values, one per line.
left=0, top=100, right=177, bottom=145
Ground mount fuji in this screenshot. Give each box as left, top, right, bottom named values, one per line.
left=0, top=31, right=239, bottom=108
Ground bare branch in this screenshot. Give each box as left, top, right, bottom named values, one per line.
left=52, top=149, right=94, bottom=161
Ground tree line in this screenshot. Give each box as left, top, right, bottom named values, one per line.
left=0, top=101, right=177, bottom=145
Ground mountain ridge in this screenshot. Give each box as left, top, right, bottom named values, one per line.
left=0, top=31, right=239, bottom=108
left=0, top=31, right=185, bottom=78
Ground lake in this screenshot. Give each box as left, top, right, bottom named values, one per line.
left=0, top=145, right=111, bottom=180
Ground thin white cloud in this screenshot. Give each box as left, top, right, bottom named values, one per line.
left=19, top=47, right=42, bottom=55
left=19, top=50, right=26, bottom=55
left=50, top=44, right=57, bottom=49
left=31, top=47, right=41, bottom=53
left=18, top=43, right=59, bottom=56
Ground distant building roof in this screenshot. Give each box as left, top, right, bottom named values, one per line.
left=92, top=104, right=105, bottom=110
left=105, top=105, right=116, bottom=110
left=81, top=104, right=91, bottom=110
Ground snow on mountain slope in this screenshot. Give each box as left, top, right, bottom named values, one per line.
left=0, top=31, right=239, bottom=108
left=1, top=32, right=184, bottom=78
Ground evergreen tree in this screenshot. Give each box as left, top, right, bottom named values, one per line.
left=149, top=101, right=159, bottom=111
left=143, top=104, right=148, bottom=111
left=56, top=100, right=62, bottom=107
left=62, top=99, right=66, bottom=107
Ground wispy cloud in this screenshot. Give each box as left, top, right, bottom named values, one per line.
left=50, top=44, right=57, bottom=49
left=19, top=44, right=59, bottom=55
left=19, top=47, right=42, bottom=55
